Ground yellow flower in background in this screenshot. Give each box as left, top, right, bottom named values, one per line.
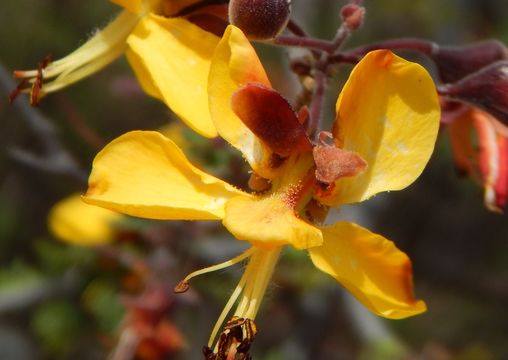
left=48, top=123, right=188, bottom=246
left=49, top=193, right=122, bottom=246
left=14, top=0, right=224, bottom=137
left=82, top=25, right=440, bottom=352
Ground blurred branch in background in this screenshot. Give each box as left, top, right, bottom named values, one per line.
left=0, top=268, right=82, bottom=315
left=0, top=62, right=86, bottom=184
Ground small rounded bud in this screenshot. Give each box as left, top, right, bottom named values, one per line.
left=431, top=40, right=507, bottom=83
left=340, top=4, right=365, bottom=31
left=228, top=0, right=291, bottom=40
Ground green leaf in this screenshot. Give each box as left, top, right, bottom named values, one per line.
left=82, top=280, right=124, bottom=333
left=31, top=299, right=82, bottom=356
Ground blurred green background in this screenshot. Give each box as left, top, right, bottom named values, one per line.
left=1, top=0, right=508, bottom=359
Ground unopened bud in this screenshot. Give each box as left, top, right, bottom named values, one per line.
left=440, top=60, right=508, bottom=127
left=431, top=40, right=507, bottom=83
left=228, top=0, right=291, bottom=40
left=340, top=4, right=365, bottom=31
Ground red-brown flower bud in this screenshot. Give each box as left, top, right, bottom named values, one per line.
left=228, top=0, right=291, bottom=40
left=440, top=60, right=508, bottom=127
left=431, top=40, right=507, bottom=83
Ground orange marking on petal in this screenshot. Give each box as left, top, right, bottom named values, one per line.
left=399, top=256, right=418, bottom=305
left=85, top=179, right=109, bottom=197
left=231, top=82, right=313, bottom=157
left=378, top=50, right=394, bottom=68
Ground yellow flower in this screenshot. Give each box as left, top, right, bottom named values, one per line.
left=82, top=25, right=440, bottom=351
left=14, top=0, right=223, bottom=137
left=49, top=193, right=122, bottom=246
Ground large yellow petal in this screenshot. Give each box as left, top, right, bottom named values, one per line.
left=223, top=194, right=323, bottom=250
left=110, top=0, right=165, bottom=14
left=49, top=194, right=122, bottom=246
left=208, top=25, right=277, bottom=178
left=83, top=131, right=246, bottom=220
left=324, top=50, right=440, bottom=205
left=126, top=14, right=219, bottom=138
left=308, top=221, right=426, bottom=319
left=110, top=0, right=144, bottom=14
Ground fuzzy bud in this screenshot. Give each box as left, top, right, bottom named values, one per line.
left=228, top=0, right=291, bottom=40
left=431, top=40, right=507, bottom=83
left=441, top=60, right=508, bottom=126
left=340, top=4, right=365, bottom=31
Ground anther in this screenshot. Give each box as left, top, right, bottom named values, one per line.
left=174, top=280, right=190, bottom=293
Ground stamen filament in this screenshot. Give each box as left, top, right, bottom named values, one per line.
left=181, top=247, right=256, bottom=284
left=15, top=9, right=140, bottom=95
left=41, top=42, right=126, bottom=94
left=207, top=262, right=250, bottom=348
left=230, top=252, right=257, bottom=320
left=234, top=247, right=282, bottom=319
left=206, top=247, right=283, bottom=354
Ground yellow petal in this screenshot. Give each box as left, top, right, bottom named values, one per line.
left=157, top=121, right=191, bottom=150
left=325, top=50, right=440, bottom=205
left=308, top=221, right=426, bottom=319
left=223, top=195, right=323, bottom=250
left=208, top=25, right=277, bottom=178
left=83, top=131, right=246, bottom=220
left=110, top=0, right=144, bottom=13
left=48, top=194, right=122, bottom=246
left=126, top=14, right=219, bottom=138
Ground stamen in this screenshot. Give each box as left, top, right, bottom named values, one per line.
left=41, top=42, right=125, bottom=93
left=236, top=248, right=280, bottom=320
left=30, top=55, right=52, bottom=105
left=175, top=247, right=256, bottom=294
left=208, top=266, right=250, bottom=348
left=207, top=247, right=282, bottom=356
left=8, top=79, right=29, bottom=104
left=13, top=9, right=140, bottom=100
